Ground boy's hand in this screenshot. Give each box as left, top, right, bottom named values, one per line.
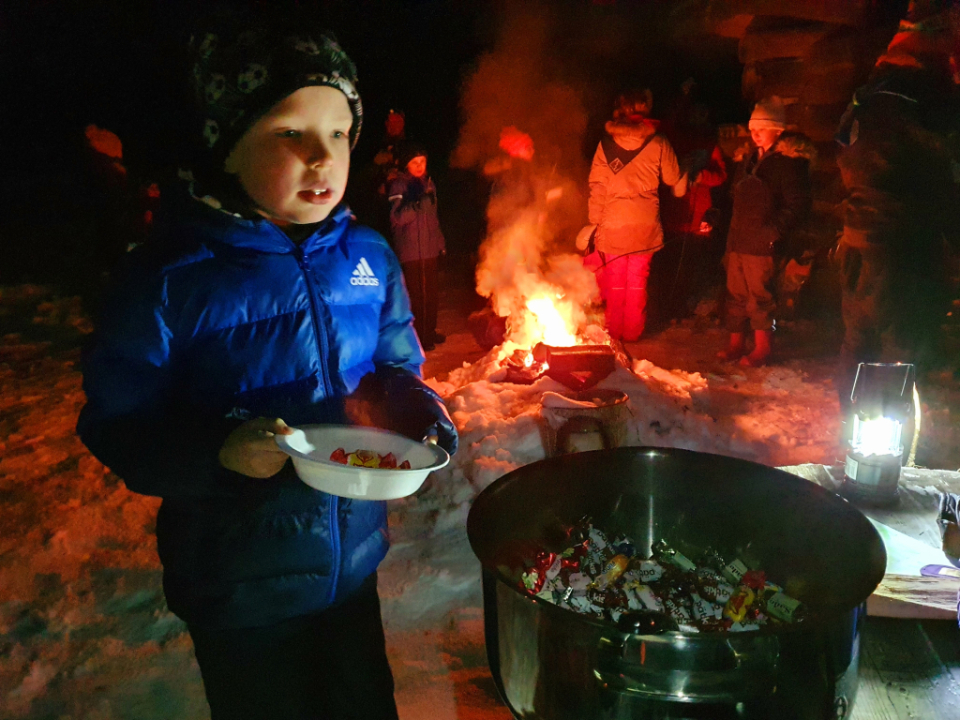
left=219, top=417, right=295, bottom=478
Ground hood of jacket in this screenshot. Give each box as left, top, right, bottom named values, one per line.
left=772, top=131, right=817, bottom=164
left=604, top=118, right=659, bottom=147
left=604, top=119, right=659, bottom=150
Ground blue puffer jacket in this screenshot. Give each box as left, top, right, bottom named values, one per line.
left=78, top=198, right=440, bottom=629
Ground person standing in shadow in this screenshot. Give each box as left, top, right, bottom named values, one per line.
left=388, top=142, right=447, bottom=350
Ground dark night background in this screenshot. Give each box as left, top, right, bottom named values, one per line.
left=0, top=0, right=756, bottom=301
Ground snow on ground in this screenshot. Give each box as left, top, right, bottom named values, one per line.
left=2, top=282, right=960, bottom=718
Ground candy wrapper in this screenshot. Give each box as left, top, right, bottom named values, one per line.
left=515, top=519, right=808, bottom=633
left=595, top=554, right=630, bottom=589
left=653, top=539, right=697, bottom=572
left=329, top=448, right=411, bottom=469
left=722, top=558, right=749, bottom=585
left=765, top=591, right=805, bottom=622
left=723, top=586, right=756, bottom=623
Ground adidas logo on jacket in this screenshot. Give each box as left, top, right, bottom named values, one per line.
left=350, top=257, right=380, bottom=286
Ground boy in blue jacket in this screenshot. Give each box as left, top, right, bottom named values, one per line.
left=77, top=11, right=457, bottom=720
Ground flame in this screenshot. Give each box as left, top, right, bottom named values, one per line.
left=525, top=295, right=577, bottom=346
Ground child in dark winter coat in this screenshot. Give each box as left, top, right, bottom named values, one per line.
left=719, top=97, right=812, bottom=367
left=76, top=10, right=457, bottom=720
left=388, top=142, right=447, bottom=350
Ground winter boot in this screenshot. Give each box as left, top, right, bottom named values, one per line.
left=717, top=332, right=745, bottom=360
left=740, top=330, right=772, bottom=367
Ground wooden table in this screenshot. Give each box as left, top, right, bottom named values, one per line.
left=781, top=464, right=960, bottom=719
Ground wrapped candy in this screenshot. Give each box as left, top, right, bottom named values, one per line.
left=513, top=519, right=809, bottom=633
left=700, top=616, right=733, bottom=632
left=625, top=583, right=664, bottom=612
left=697, top=567, right=722, bottom=583
left=722, top=558, right=749, bottom=585
left=741, top=570, right=767, bottom=592
left=565, top=591, right=604, bottom=617
left=663, top=592, right=692, bottom=625
left=765, top=591, right=805, bottom=622
left=723, top=585, right=756, bottom=623
left=696, top=567, right=735, bottom=605
left=652, top=539, right=697, bottom=572
left=756, top=581, right=783, bottom=609
left=330, top=448, right=411, bottom=469
left=689, top=588, right=723, bottom=622
left=595, top=554, right=630, bottom=589
left=635, top=559, right=665, bottom=583
left=588, top=526, right=611, bottom=555
left=520, top=569, right=544, bottom=593
left=543, top=554, right=564, bottom=583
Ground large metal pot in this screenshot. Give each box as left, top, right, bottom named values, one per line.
left=467, top=447, right=886, bottom=719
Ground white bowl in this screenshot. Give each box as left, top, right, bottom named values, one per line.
left=275, top=424, right=450, bottom=500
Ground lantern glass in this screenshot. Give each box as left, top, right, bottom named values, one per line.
left=851, top=414, right=903, bottom=457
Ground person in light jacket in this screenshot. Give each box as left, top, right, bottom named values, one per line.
left=583, top=89, right=687, bottom=341
left=388, top=142, right=447, bottom=350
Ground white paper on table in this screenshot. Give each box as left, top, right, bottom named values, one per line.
left=868, top=518, right=953, bottom=577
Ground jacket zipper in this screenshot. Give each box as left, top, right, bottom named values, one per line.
left=292, top=244, right=341, bottom=603
left=327, top=498, right=341, bottom=603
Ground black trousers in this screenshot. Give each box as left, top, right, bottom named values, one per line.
left=401, top=257, right=439, bottom=343
left=188, top=574, right=399, bottom=720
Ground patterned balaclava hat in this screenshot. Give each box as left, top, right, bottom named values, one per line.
left=189, top=11, right=363, bottom=175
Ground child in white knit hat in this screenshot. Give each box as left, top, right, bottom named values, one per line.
left=718, top=96, right=812, bottom=366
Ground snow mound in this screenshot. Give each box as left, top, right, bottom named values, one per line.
left=423, top=348, right=840, bottom=508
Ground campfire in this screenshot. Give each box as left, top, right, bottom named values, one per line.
left=492, top=285, right=622, bottom=390
left=466, top=127, right=626, bottom=391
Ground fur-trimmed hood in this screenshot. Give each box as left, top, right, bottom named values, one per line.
left=605, top=119, right=658, bottom=143
left=772, top=131, right=817, bottom=163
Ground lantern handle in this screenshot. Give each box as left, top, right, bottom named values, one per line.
left=849, top=362, right=916, bottom=406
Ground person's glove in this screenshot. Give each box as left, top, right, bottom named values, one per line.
left=403, top=180, right=425, bottom=206
left=378, top=367, right=458, bottom=455
left=576, top=224, right=597, bottom=253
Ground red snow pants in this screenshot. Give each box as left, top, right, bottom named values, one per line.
left=598, top=251, right=653, bottom=341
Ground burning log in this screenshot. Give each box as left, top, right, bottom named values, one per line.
left=468, top=307, right=508, bottom=351
left=533, top=342, right=616, bottom=390
left=500, top=348, right=548, bottom=384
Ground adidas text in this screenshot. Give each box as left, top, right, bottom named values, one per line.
left=350, top=257, right=380, bottom=287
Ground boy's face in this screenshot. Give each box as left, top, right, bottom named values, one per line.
left=225, top=86, right=353, bottom=226
left=749, top=126, right=782, bottom=152
left=406, top=156, right=427, bottom=178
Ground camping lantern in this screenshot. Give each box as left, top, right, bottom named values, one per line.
left=840, top=363, right=916, bottom=506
